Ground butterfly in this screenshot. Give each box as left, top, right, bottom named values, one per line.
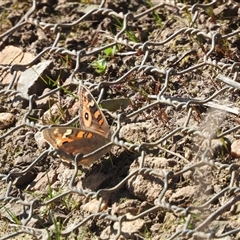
left=42, top=85, right=112, bottom=166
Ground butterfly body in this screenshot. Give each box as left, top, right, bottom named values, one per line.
left=42, top=85, right=112, bottom=166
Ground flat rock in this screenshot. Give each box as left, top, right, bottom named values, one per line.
left=0, top=45, right=35, bottom=85
left=1, top=202, right=26, bottom=223
left=27, top=169, right=57, bottom=193
left=17, top=60, right=52, bottom=99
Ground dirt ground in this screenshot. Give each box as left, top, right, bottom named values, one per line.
left=1, top=0, right=240, bottom=239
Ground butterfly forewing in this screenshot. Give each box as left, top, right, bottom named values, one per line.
left=79, top=85, right=110, bottom=139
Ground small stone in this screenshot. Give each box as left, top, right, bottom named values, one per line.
left=0, top=112, right=15, bottom=130
left=27, top=169, right=57, bottom=192
left=231, top=139, right=240, bottom=158
left=115, top=213, right=145, bottom=238
left=169, top=186, right=196, bottom=205
left=34, top=131, right=46, bottom=150
left=81, top=198, right=108, bottom=213
left=182, top=170, right=193, bottom=180
left=17, top=60, right=53, bottom=99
